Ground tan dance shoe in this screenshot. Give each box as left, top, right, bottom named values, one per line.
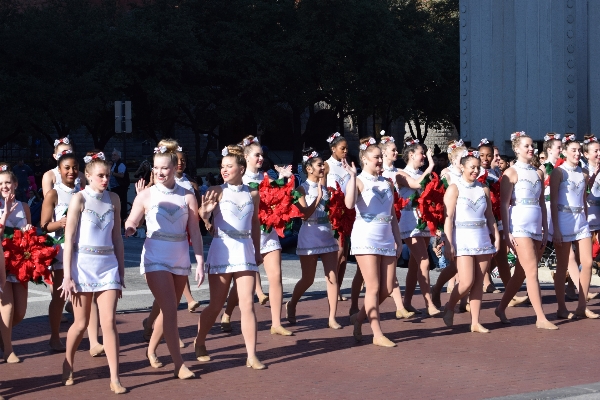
left=446, top=283, right=454, bottom=293
left=220, top=314, right=232, bottom=332
left=470, top=323, right=490, bottom=333
left=395, top=309, right=415, bottom=319
left=89, top=344, right=105, bottom=357
left=246, top=356, right=267, bottom=370
left=427, top=306, right=442, bottom=317
left=142, top=318, right=153, bottom=342
left=587, top=292, right=599, bottom=302
left=404, top=304, right=422, bottom=314
left=110, top=381, right=127, bottom=394
left=62, top=367, right=74, bottom=386
left=179, top=338, right=185, bottom=348
left=556, top=309, right=575, bottom=319
left=328, top=320, right=342, bottom=330
left=285, top=302, right=296, bottom=325
left=575, top=308, right=600, bottom=319
left=187, top=300, right=201, bottom=313
left=338, top=295, right=348, bottom=301
left=443, top=308, right=454, bottom=327
left=3, top=352, right=20, bottom=364
left=494, top=307, right=511, bottom=324
left=258, top=294, right=269, bottom=305
left=146, top=348, right=163, bottom=368
left=536, top=320, right=559, bottom=330
left=459, top=303, right=471, bottom=313
left=484, top=284, right=501, bottom=294
left=508, top=295, right=529, bottom=307
left=349, top=313, right=362, bottom=342
left=373, top=336, right=396, bottom=347
left=194, top=340, right=211, bottom=362
left=271, top=325, right=293, bottom=336
left=174, top=365, right=195, bottom=379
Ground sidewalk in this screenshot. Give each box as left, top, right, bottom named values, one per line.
left=2, top=289, right=600, bottom=399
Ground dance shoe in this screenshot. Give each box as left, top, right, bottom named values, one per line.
left=484, top=284, right=501, bottom=294
left=187, top=300, right=201, bottom=313
left=556, top=310, right=575, bottom=320
left=246, top=357, right=267, bottom=370
left=494, top=307, right=511, bottom=324
left=536, top=320, right=559, bottom=330
left=459, top=303, right=471, bottom=313
left=194, top=340, right=211, bottom=362
left=395, top=309, right=415, bottom=319
left=587, top=292, right=599, bottom=302
left=271, top=325, right=294, bottom=336
left=427, top=307, right=442, bottom=317
left=258, top=294, right=269, bottom=305
left=404, top=304, right=422, bottom=314
left=470, top=323, right=490, bottom=333
left=179, top=338, right=185, bottom=348
left=349, top=313, right=362, bottom=342
left=575, top=308, right=600, bottom=319
left=285, top=302, right=296, bottom=325
left=146, top=348, right=163, bottom=368
left=89, top=344, right=105, bottom=357
left=174, top=365, right=195, bottom=379
left=446, top=283, right=455, bottom=293
left=372, top=336, right=396, bottom=347
left=110, top=381, right=127, bottom=394
left=220, top=314, right=233, bottom=332
left=338, top=295, right=348, bottom=302
left=3, top=352, right=20, bottom=363
left=328, top=320, right=342, bottom=330
left=62, top=364, right=74, bottom=386
left=508, top=295, right=529, bottom=307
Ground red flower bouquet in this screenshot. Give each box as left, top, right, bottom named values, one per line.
left=327, top=182, right=356, bottom=245
left=544, top=158, right=565, bottom=186
left=476, top=169, right=488, bottom=185
left=489, top=179, right=502, bottom=221
left=416, top=172, right=446, bottom=235
left=393, top=191, right=410, bottom=220
left=3, top=227, right=59, bottom=286
left=256, top=174, right=303, bottom=238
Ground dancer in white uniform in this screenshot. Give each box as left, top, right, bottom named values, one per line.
left=41, top=136, right=85, bottom=196
left=550, top=134, right=598, bottom=319
left=287, top=149, right=340, bottom=329
left=347, top=137, right=403, bottom=348
left=442, top=149, right=498, bottom=333
left=379, top=134, right=415, bottom=319
left=397, top=138, right=440, bottom=316
left=60, top=151, right=127, bottom=392
left=41, top=152, right=80, bottom=352
left=323, top=132, right=353, bottom=303
left=0, top=166, right=32, bottom=364
left=584, top=135, right=600, bottom=232
left=126, top=143, right=203, bottom=380
left=195, top=145, right=265, bottom=370
left=219, top=136, right=292, bottom=337
left=494, top=132, right=557, bottom=330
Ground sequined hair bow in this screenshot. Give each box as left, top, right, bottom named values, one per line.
left=83, top=152, right=105, bottom=164
left=359, top=138, right=377, bottom=151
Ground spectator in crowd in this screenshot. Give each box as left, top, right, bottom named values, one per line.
left=32, top=154, right=46, bottom=192
left=110, top=149, right=129, bottom=225
left=498, top=155, right=510, bottom=172
left=13, top=158, right=34, bottom=201
left=133, top=160, right=152, bottom=186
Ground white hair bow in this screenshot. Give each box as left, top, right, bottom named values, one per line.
left=461, top=150, right=479, bottom=158
left=83, top=152, right=105, bottom=164
left=154, top=146, right=167, bottom=154
left=380, top=136, right=395, bottom=144
left=478, top=138, right=490, bottom=147
left=302, top=151, right=319, bottom=162
left=177, top=146, right=183, bottom=152
left=221, top=147, right=229, bottom=157
left=242, top=137, right=259, bottom=146
left=510, top=131, right=526, bottom=140
left=583, top=136, right=598, bottom=144
left=447, top=139, right=464, bottom=153
left=405, top=138, right=420, bottom=146
left=544, top=134, right=560, bottom=142
left=59, top=150, right=73, bottom=156
left=359, top=138, right=377, bottom=151
left=562, top=134, right=576, bottom=143
left=326, top=132, right=341, bottom=144
left=0, top=165, right=7, bottom=171
left=54, top=136, right=70, bottom=147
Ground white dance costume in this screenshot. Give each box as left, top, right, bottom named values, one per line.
left=243, top=171, right=281, bottom=254
left=555, top=164, right=591, bottom=242
left=326, top=157, right=351, bottom=194
left=49, top=183, right=80, bottom=270
left=452, top=178, right=495, bottom=256
left=508, top=161, right=543, bottom=240
left=587, top=168, right=600, bottom=231
left=140, top=184, right=191, bottom=275
left=543, top=161, right=555, bottom=240
left=176, top=174, right=194, bottom=191
left=205, top=183, right=259, bottom=274
left=72, top=188, right=121, bottom=291
left=382, top=166, right=400, bottom=192
left=398, top=166, right=430, bottom=239
left=441, top=165, right=462, bottom=186
left=52, top=166, right=82, bottom=190
left=0, top=200, right=28, bottom=283
left=350, top=173, right=396, bottom=256
left=478, top=167, right=503, bottom=231
left=296, top=180, right=339, bottom=255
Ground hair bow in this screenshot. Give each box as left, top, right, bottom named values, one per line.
left=461, top=150, right=479, bottom=158
left=154, top=146, right=167, bottom=154
left=510, top=131, right=526, bottom=140
left=59, top=150, right=73, bottom=156
left=544, top=133, right=560, bottom=142
left=54, top=136, right=70, bottom=147
left=177, top=146, right=183, bottom=152
left=326, top=132, right=341, bottom=143
left=562, top=134, right=576, bottom=143
left=302, top=151, right=319, bottom=162
left=0, top=165, right=7, bottom=171
left=478, top=138, right=490, bottom=147
left=221, top=147, right=229, bottom=157
left=405, top=138, right=420, bottom=146
left=447, top=139, right=464, bottom=153
left=380, top=137, right=395, bottom=144
left=83, top=152, right=105, bottom=164
left=242, top=137, right=259, bottom=146
left=583, top=136, right=598, bottom=144
left=359, top=138, right=377, bottom=151
left=534, top=149, right=539, bottom=155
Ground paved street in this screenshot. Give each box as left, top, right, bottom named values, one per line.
left=3, top=237, right=600, bottom=399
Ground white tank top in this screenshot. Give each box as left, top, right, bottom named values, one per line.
left=300, top=180, right=329, bottom=223
left=76, top=188, right=115, bottom=246
left=455, top=178, right=487, bottom=222
left=381, top=166, right=399, bottom=192
left=213, top=183, right=254, bottom=235
left=326, top=156, right=350, bottom=193
left=355, top=173, right=393, bottom=221
left=50, top=183, right=79, bottom=240
left=145, top=184, right=189, bottom=240
left=557, top=164, right=586, bottom=208
left=175, top=174, right=194, bottom=191
left=0, top=199, right=27, bottom=229
left=398, top=166, right=422, bottom=201
left=511, top=161, right=541, bottom=204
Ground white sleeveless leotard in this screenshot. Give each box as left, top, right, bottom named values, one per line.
left=141, top=184, right=191, bottom=275
left=542, top=161, right=555, bottom=240
left=49, top=183, right=80, bottom=270
left=0, top=200, right=28, bottom=283
left=71, top=188, right=121, bottom=292
left=325, top=157, right=351, bottom=194
left=478, top=167, right=503, bottom=231
left=398, top=166, right=431, bottom=239
left=296, top=180, right=338, bottom=255
left=52, top=167, right=82, bottom=191
left=587, top=167, right=600, bottom=232
left=176, top=174, right=194, bottom=191
left=350, top=173, right=396, bottom=256
left=441, top=165, right=462, bottom=186
left=452, top=178, right=495, bottom=256
left=205, top=183, right=259, bottom=274
left=243, top=171, right=282, bottom=254
left=382, top=166, right=399, bottom=192
left=508, top=161, right=543, bottom=240
left=555, top=164, right=591, bottom=242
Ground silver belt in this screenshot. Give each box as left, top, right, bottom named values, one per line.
left=513, top=198, right=538, bottom=205
left=305, top=217, right=330, bottom=225
left=357, top=213, right=393, bottom=223
left=558, top=204, right=584, bottom=214
left=74, top=244, right=114, bottom=255
left=456, top=221, right=486, bottom=228
left=218, top=229, right=251, bottom=239
left=147, top=231, right=188, bottom=242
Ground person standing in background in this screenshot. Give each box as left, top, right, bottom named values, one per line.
left=110, top=149, right=129, bottom=226
left=13, top=158, right=34, bottom=202
left=32, top=154, right=46, bottom=193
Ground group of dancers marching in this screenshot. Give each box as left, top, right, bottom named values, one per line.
left=1, top=130, right=599, bottom=395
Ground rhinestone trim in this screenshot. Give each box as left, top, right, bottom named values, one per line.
left=74, top=244, right=114, bottom=255
left=455, top=221, right=486, bottom=228
left=356, top=213, right=393, bottom=223
left=147, top=231, right=188, bottom=242
left=217, top=229, right=252, bottom=239
left=513, top=198, right=539, bottom=205
left=558, top=204, right=584, bottom=214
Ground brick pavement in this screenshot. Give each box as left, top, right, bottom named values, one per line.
left=1, top=288, right=599, bottom=399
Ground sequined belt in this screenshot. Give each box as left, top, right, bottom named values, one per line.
left=455, top=220, right=486, bottom=229
left=513, top=198, right=539, bottom=206
left=147, top=231, right=188, bottom=242
left=558, top=204, right=584, bottom=214
left=305, top=217, right=330, bottom=225
left=356, top=213, right=393, bottom=223
left=217, top=229, right=252, bottom=239
left=74, top=244, right=114, bottom=255
left=588, top=199, right=600, bottom=206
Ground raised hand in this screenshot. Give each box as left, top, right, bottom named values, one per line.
left=275, top=164, right=293, bottom=178
left=135, top=178, right=145, bottom=194
left=342, top=159, right=357, bottom=176
left=200, top=191, right=219, bottom=215
left=3, top=193, right=15, bottom=215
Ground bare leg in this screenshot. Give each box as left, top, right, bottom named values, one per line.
left=234, top=272, right=258, bottom=359
left=470, top=255, right=492, bottom=327
left=96, top=290, right=120, bottom=383
left=181, top=278, right=197, bottom=305
left=196, top=274, right=232, bottom=347
left=574, top=238, right=594, bottom=312
left=403, top=255, right=418, bottom=306
left=223, top=282, right=239, bottom=318
left=554, top=241, right=572, bottom=316
left=146, top=300, right=160, bottom=329
left=390, top=267, right=410, bottom=315
left=10, top=282, right=27, bottom=327
left=289, top=255, right=317, bottom=312
left=262, top=250, right=283, bottom=328
left=255, top=271, right=266, bottom=300
left=566, top=246, right=580, bottom=298
left=349, top=267, right=363, bottom=315
left=49, top=269, right=66, bottom=350
left=146, top=272, right=188, bottom=371
left=87, top=293, right=101, bottom=349
left=445, top=256, right=475, bottom=311
left=0, top=283, right=21, bottom=356
left=336, top=238, right=349, bottom=300
left=404, top=237, right=438, bottom=313
left=64, top=293, right=93, bottom=374
left=432, top=259, right=457, bottom=307
left=321, top=251, right=340, bottom=325
left=354, top=255, right=383, bottom=337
